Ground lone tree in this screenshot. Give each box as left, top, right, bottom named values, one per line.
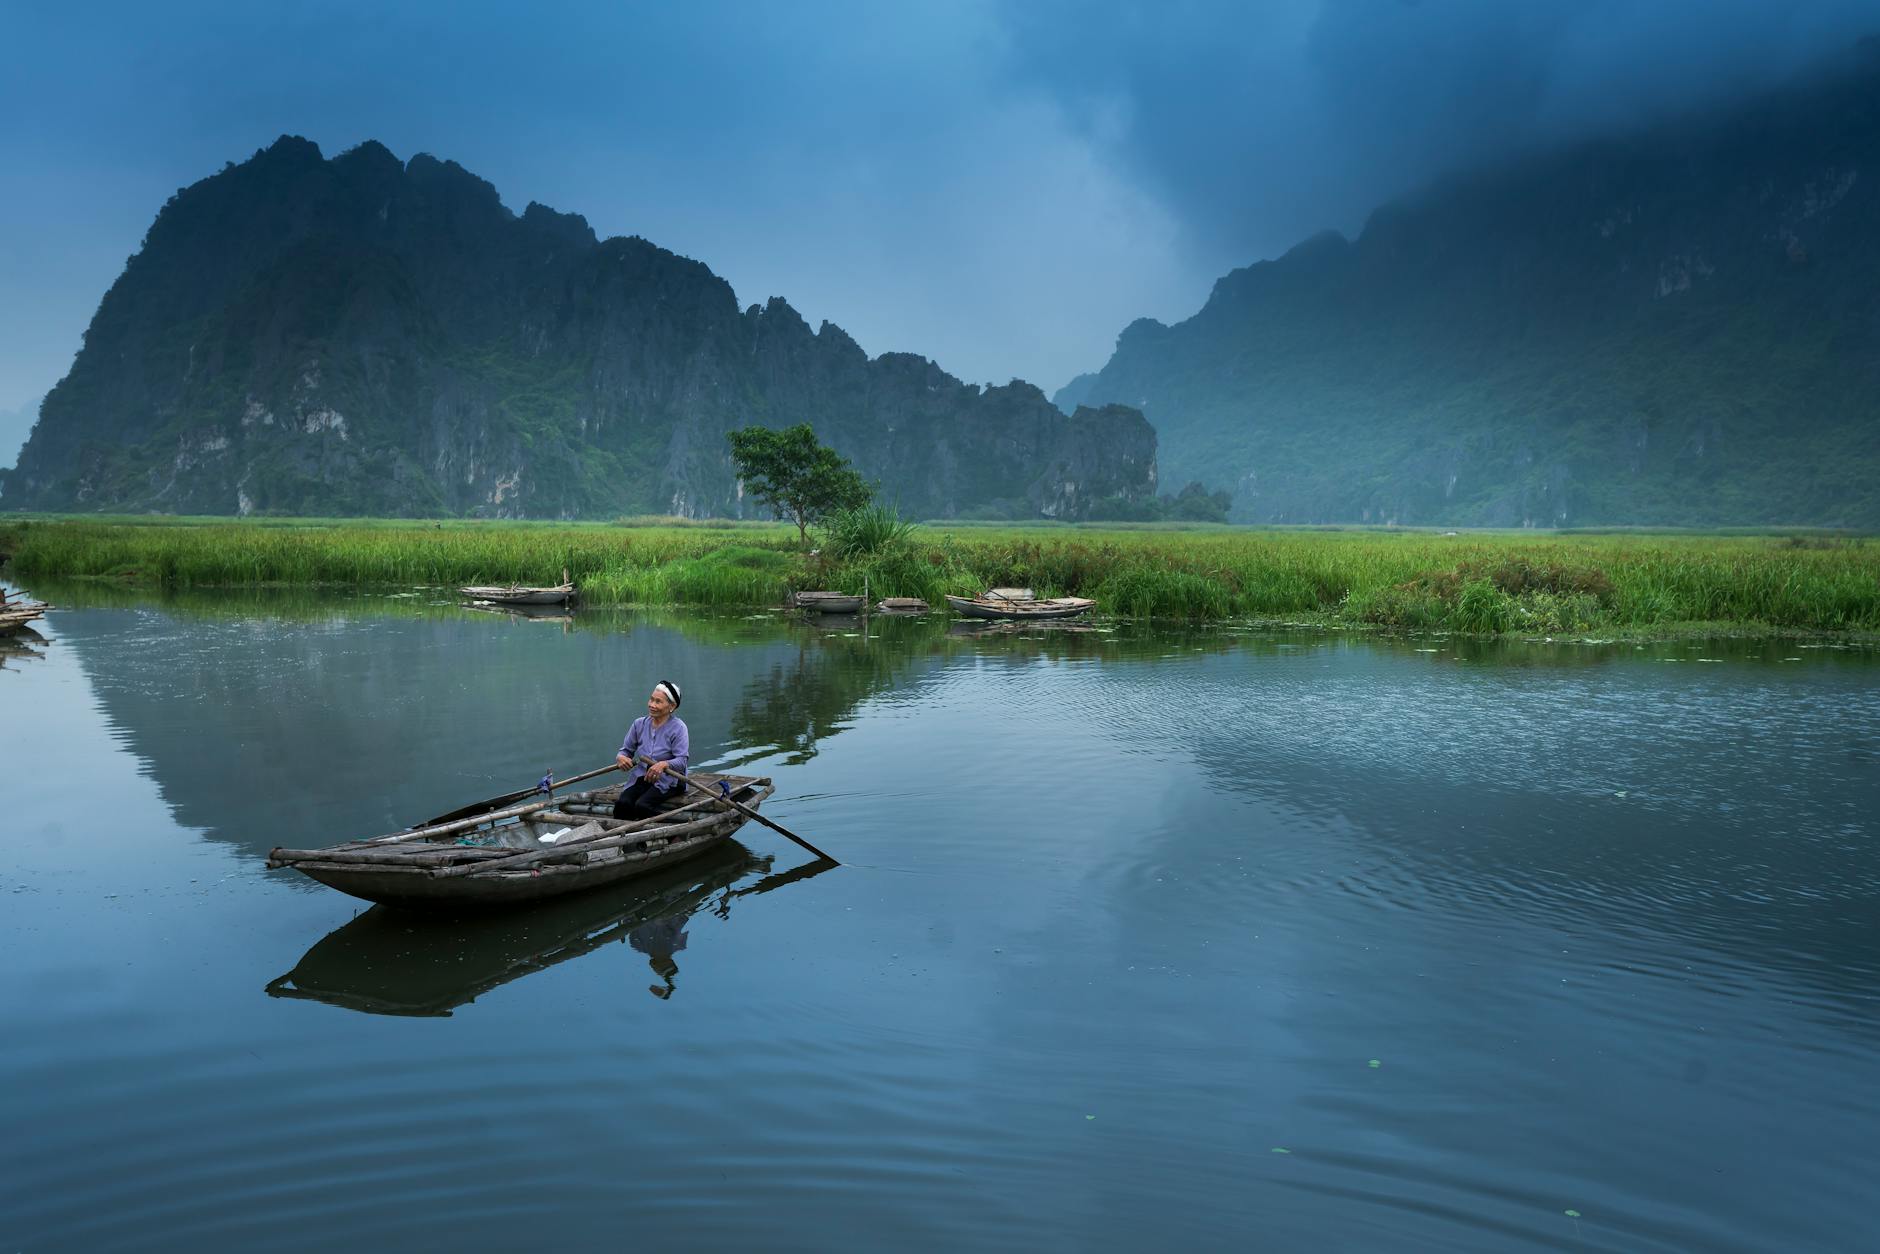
left=726, top=423, right=872, bottom=546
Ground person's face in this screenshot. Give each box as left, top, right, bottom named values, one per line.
left=647, top=688, right=675, bottom=719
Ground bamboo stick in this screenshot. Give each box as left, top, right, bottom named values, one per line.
left=429, top=811, right=728, bottom=878
left=267, top=844, right=519, bottom=868
left=357, top=775, right=617, bottom=846
left=419, top=762, right=623, bottom=828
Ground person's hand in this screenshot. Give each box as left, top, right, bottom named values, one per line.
left=647, top=760, right=667, bottom=780
left=615, top=753, right=631, bottom=770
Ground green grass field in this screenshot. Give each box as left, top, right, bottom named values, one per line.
left=3, top=515, right=1876, bottom=635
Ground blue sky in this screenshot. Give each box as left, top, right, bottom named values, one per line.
left=3, top=0, right=1877, bottom=458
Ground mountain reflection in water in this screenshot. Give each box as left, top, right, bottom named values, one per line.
left=267, top=842, right=837, bottom=1016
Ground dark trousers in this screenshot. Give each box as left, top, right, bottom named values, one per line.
left=613, top=777, right=674, bottom=820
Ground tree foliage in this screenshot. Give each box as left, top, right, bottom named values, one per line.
left=1084, top=480, right=1231, bottom=523
left=726, top=423, right=872, bottom=546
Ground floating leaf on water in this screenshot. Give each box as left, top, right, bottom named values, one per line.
left=1564, top=1209, right=1581, bottom=1218
left=1367, top=1059, right=1381, bottom=1068
left=1614, top=791, right=1628, bottom=798
left=1085, top=1114, right=1095, bottom=1120
left=1271, top=1147, right=1291, bottom=1154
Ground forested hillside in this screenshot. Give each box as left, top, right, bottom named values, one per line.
left=1058, top=48, right=1880, bottom=527
left=3, top=139, right=1155, bottom=520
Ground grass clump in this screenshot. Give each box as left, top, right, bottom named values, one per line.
left=1353, top=557, right=1615, bottom=633
left=821, top=503, right=917, bottom=560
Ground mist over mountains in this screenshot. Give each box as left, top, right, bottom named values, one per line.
left=0, top=138, right=1154, bottom=519
left=1055, top=44, right=1880, bottom=528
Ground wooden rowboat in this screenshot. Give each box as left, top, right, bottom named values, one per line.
left=459, top=582, right=576, bottom=606
left=795, top=591, right=864, bottom=613
left=945, top=593, right=1096, bottom=621
left=264, top=843, right=838, bottom=1015
left=875, top=597, right=929, bottom=614
left=267, top=771, right=773, bottom=908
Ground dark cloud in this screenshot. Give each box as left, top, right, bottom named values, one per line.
left=2, top=1, right=1876, bottom=413
left=998, top=0, right=1880, bottom=269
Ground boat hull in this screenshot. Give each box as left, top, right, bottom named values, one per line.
left=272, top=776, right=773, bottom=909
left=459, top=585, right=576, bottom=605
left=295, top=826, right=733, bottom=907
left=944, top=595, right=1095, bottom=620
left=795, top=593, right=864, bottom=613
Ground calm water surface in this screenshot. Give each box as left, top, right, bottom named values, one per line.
left=3, top=581, right=1877, bottom=1251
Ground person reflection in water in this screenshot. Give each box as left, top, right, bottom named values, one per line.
left=630, top=912, right=690, bottom=999
left=613, top=680, right=689, bottom=819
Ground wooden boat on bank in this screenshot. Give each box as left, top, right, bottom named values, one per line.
left=945, top=592, right=1096, bottom=621
left=0, top=589, right=51, bottom=636
left=459, top=581, right=576, bottom=606
left=267, top=770, right=774, bottom=908
left=795, top=591, right=864, bottom=613
left=875, top=597, right=930, bottom=614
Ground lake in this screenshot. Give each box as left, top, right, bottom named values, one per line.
left=3, top=582, right=1877, bottom=1251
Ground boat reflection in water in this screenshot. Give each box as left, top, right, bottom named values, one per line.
left=266, top=841, right=836, bottom=1016
left=0, top=627, right=49, bottom=672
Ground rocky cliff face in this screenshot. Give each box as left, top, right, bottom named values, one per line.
left=1056, top=48, right=1880, bottom=528
left=2, top=138, right=1155, bottom=519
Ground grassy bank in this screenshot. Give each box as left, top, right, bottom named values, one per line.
left=3, top=516, right=1876, bottom=635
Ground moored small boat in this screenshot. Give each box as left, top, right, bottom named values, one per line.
left=945, top=593, right=1096, bottom=620
left=267, top=771, right=774, bottom=908
left=795, top=591, right=864, bottom=613
left=875, top=597, right=929, bottom=614
left=459, top=582, right=576, bottom=606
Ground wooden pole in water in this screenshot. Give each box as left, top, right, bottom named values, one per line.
left=634, top=755, right=837, bottom=864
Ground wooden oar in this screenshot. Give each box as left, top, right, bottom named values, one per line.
left=416, top=762, right=623, bottom=828
left=359, top=763, right=623, bottom=847
left=633, top=755, right=838, bottom=865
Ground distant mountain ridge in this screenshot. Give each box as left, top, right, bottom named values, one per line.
left=1056, top=46, right=1880, bottom=527
left=2, top=138, right=1155, bottom=519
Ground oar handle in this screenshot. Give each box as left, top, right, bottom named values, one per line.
left=549, top=762, right=627, bottom=790
left=632, top=755, right=838, bottom=865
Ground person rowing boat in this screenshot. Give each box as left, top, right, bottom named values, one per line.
left=613, top=680, right=689, bottom=819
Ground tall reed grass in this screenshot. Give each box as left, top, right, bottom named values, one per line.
left=4, top=517, right=1875, bottom=634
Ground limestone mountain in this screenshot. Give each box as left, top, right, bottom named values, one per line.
left=0, top=398, right=39, bottom=471
left=1057, top=46, right=1880, bottom=528
left=2, top=138, right=1154, bottom=519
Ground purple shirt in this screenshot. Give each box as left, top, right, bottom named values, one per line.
left=619, top=715, right=689, bottom=793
